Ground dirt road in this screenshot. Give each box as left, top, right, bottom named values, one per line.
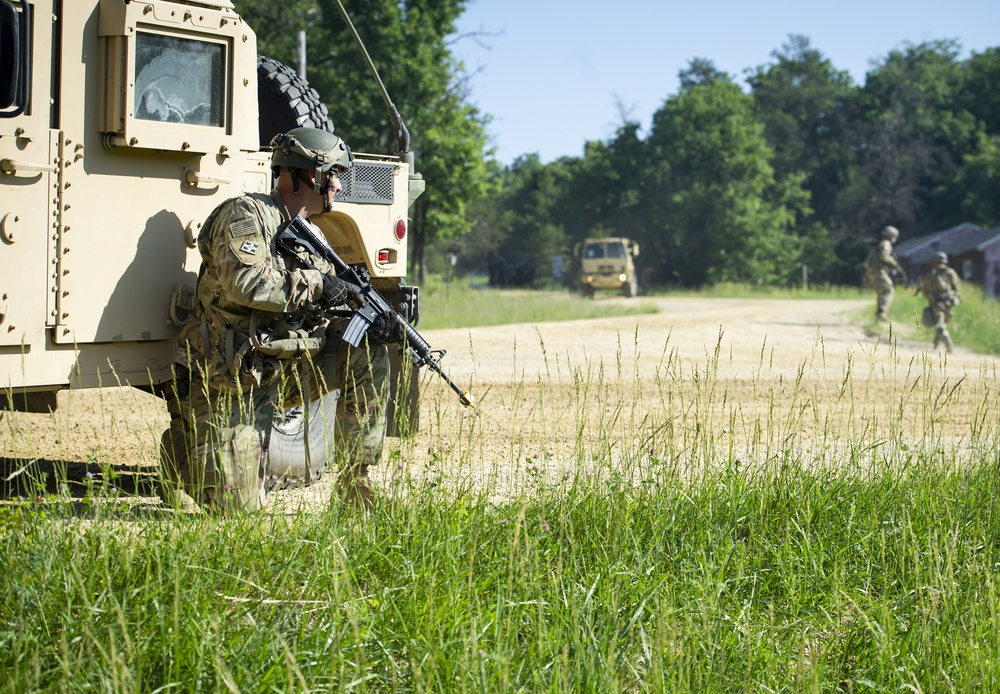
left=3, top=296, right=996, bottom=508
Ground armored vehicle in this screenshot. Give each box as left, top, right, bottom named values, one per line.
left=575, top=237, right=640, bottom=298
left=0, top=0, right=426, bottom=483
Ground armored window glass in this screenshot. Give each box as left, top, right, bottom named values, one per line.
left=607, top=242, right=627, bottom=259
left=133, top=32, right=224, bottom=127
left=585, top=243, right=604, bottom=259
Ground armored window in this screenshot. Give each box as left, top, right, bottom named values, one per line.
left=607, top=242, right=627, bottom=259
left=585, top=243, right=604, bottom=259
left=134, top=33, right=224, bottom=127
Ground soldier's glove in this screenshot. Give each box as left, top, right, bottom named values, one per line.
left=366, top=313, right=399, bottom=344
left=320, top=274, right=353, bottom=306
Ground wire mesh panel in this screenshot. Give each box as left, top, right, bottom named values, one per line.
left=335, top=161, right=395, bottom=205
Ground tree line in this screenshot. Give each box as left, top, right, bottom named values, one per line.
left=236, top=1, right=1000, bottom=288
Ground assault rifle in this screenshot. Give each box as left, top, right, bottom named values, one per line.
left=891, top=254, right=910, bottom=289
left=276, top=214, right=475, bottom=408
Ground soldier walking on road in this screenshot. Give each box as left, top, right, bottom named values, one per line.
left=919, top=251, right=961, bottom=353
left=864, top=225, right=902, bottom=322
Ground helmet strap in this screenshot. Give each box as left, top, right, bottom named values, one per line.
left=292, top=168, right=315, bottom=196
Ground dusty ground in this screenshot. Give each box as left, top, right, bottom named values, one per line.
left=2, top=296, right=996, bottom=511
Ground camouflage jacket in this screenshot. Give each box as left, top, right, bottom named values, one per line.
left=865, top=239, right=898, bottom=275
left=919, top=265, right=961, bottom=304
left=175, top=190, right=337, bottom=389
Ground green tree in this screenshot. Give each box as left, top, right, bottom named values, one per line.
left=846, top=40, right=977, bottom=236
left=643, top=70, right=808, bottom=286
left=963, top=48, right=1000, bottom=137
left=747, top=34, right=856, bottom=278
left=236, top=0, right=491, bottom=281
left=958, top=132, right=1000, bottom=227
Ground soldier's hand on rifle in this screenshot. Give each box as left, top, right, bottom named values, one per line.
left=320, top=273, right=354, bottom=306
left=366, top=313, right=398, bottom=344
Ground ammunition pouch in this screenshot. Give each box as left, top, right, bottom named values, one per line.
left=247, top=311, right=327, bottom=360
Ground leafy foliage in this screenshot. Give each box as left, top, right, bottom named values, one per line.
left=236, top=0, right=491, bottom=280
left=459, top=35, right=1000, bottom=290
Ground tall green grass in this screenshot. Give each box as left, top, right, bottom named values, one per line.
left=5, top=454, right=1000, bottom=691
left=3, top=320, right=999, bottom=691
left=674, top=281, right=873, bottom=300
left=418, top=279, right=658, bottom=330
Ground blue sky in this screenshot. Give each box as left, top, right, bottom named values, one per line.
left=450, top=0, right=1000, bottom=165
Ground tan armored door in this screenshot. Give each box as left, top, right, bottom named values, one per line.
left=0, top=0, right=56, bottom=355
left=0, top=133, right=56, bottom=350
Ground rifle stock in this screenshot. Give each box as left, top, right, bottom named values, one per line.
left=277, top=215, right=475, bottom=408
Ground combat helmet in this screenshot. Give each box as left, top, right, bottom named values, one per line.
left=932, top=251, right=948, bottom=265
left=881, top=225, right=900, bottom=241
left=270, top=127, right=353, bottom=197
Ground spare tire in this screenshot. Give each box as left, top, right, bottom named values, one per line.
left=257, top=56, right=338, bottom=488
left=257, top=56, right=334, bottom=147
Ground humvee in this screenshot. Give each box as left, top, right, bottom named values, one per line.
left=0, top=0, right=425, bottom=484
left=575, top=237, right=640, bottom=298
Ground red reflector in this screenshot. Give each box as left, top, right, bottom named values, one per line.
left=378, top=250, right=390, bottom=263
left=394, top=218, right=406, bottom=241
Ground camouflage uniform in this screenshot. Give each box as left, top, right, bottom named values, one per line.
left=159, top=190, right=389, bottom=512
left=919, top=263, right=961, bottom=353
left=864, top=237, right=899, bottom=320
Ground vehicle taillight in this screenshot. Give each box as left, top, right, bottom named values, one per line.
left=378, top=249, right=390, bottom=263
left=394, top=218, right=406, bottom=241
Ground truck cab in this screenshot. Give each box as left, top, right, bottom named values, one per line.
left=575, top=237, right=640, bottom=298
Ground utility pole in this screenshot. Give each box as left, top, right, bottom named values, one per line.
left=297, top=30, right=307, bottom=78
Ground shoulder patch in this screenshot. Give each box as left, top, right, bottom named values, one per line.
left=230, top=215, right=257, bottom=238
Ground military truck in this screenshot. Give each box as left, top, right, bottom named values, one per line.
left=575, top=237, right=640, bottom=298
left=0, top=0, right=426, bottom=484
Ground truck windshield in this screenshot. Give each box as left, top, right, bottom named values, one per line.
left=584, top=243, right=605, bottom=259
left=607, top=242, right=627, bottom=258
left=134, top=32, right=224, bottom=127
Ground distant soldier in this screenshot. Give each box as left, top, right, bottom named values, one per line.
left=864, top=225, right=902, bottom=322
left=919, top=251, right=961, bottom=353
